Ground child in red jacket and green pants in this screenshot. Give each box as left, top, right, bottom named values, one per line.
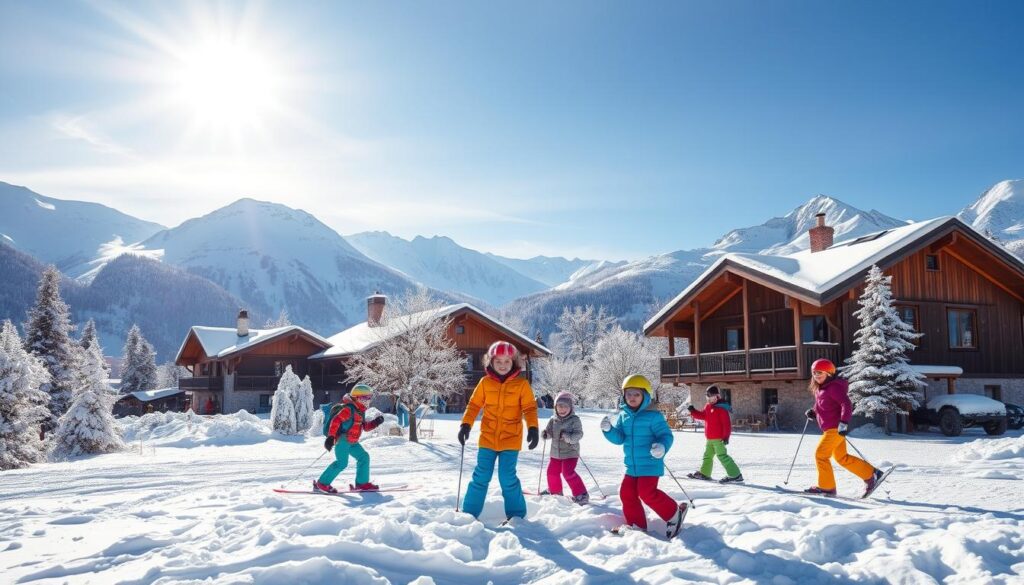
left=687, top=385, right=743, bottom=483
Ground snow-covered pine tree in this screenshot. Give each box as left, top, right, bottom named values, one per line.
left=585, top=326, right=665, bottom=408
left=292, top=375, right=315, bottom=433
left=156, top=361, right=190, bottom=389
left=51, top=341, right=124, bottom=459
left=22, top=266, right=78, bottom=435
left=270, top=365, right=300, bottom=434
left=344, top=289, right=465, bottom=442
left=120, top=325, right=157, bottom=394
left=0, top=320, right=51, bottom=469
left=263, top=309, right=292, bottom=328
left=78, top=319, right=110, bottom=378
left=844, top=265, right=926, bottom=431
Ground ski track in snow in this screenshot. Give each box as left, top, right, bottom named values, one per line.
left=1, top=411, right=1022, bottom=584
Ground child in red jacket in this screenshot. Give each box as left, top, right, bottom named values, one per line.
left=686, top=385, right=743, bottom=483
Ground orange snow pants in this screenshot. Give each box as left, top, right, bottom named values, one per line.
left=815, top=429, right=874, bottom=491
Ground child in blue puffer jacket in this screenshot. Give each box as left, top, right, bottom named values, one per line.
left=601, top=374, right=688, bottom=539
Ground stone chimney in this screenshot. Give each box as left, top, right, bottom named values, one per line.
left=367, top=292, right=387, bottom=327
left=809, top=212, right=834, bottom=253
left=236, top=309, right=250, bottom=337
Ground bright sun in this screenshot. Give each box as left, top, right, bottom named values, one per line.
left=171, top=40, right=282, bottom=130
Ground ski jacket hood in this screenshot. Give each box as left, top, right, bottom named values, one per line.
left=602, top=396, right=673, bottom=476
left=554, top=391, right=575, bottom=417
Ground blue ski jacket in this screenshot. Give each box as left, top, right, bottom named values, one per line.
left=601, top=392, right=674, bottom=477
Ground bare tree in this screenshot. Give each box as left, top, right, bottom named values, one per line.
left=550, top=305, right=616, bottom=362
left=344, top=289, right=466, bottom=442
left=534, top=355, right=588, bottom=405
left=585, top=326, right=666, bottom=408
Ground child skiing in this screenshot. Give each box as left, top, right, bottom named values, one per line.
left=601, top=374, right=687, bottom=539
left=458, top=341, right=539, bottom=521
left=686, top=384, right=743, bottom=483
left=314, top=384, right=386, bottom=493
left=804, top=359, right=885, bottom=497
left=541, top=392, right=588, bottom=504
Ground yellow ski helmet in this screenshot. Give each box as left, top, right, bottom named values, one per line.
left=620, top=374, right=652, bottom=395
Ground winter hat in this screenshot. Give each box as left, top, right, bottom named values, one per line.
left=554, top=392, right=575, bottom=415
left=487, top=340, right=518, bottom=359
left=705, top=385, right=720, bottom=397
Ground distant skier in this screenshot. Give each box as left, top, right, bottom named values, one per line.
left=602, top=374, right=687, bottom=538
left=686, top=384, right=743, bottom=483
left=803, top=359, right=884, bottom=497
left=458, top=341, right=539, bottom=522
left=314, top=384, right=385, bottom=493
left=541, top=392, right=589, bottom=504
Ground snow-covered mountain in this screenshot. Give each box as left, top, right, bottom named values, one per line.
left=345, top=231, right=550, bottom=306
left=958, top=179, right=1024, bottom=258
left=137, top=199, right=448, bottom=335
left=506, top=196, right=906, bottom=336
left=0, top=181, right=164, bottom=271
left=485, top=254, right=620, bottom=288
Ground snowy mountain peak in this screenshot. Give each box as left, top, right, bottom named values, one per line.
left=959, top=179, right=1024, bottom=237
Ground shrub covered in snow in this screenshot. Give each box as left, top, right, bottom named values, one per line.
left=292, top=375, right=315, bottom=434
left=0, top=319, right=51, bottom=469
left=270, top=366, right=300, bottom=435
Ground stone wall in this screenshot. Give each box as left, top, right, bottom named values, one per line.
left=222, top=374, right=259, bottom=414
left=922, top=377, right=1024, bottom=406
left=692, top=380, right=816, bottom=431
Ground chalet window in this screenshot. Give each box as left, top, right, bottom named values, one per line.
left=984, top=385, right=1002, bottom=401
left=926, top=255, right=940, bottom=271
left=947, top=309, right=977, bottom=349
left=762, top=388, right=778, bottom=414
left=895, top=305, right=920, bottom=347
left=455, top=324, right=465, bottom=334
left=200, top=362, right=210, bottom=376
left=800, top=316, right=828, bottom=343
left=725, top=328, right=744, bottom=351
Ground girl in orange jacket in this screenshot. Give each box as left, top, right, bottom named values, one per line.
left=458, top=341, right=539, bottom=520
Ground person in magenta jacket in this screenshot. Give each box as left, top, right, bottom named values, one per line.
left=804, top=359, right=883, bottom=497
left=686, top=385, right=743, bottom=483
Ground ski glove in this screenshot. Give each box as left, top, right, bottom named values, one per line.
left=805, top=408, right=816, bottom=420
left=542, top=429, right=550, bottom=440
left=527, top=427, right=539, bottom=450
left=650, top=443, right=666, bottom=459
left=457, top=423, right=471, bottom=446
left=600, top=416, right=612, bottom=432
left=687, top=405, right=697, bottom=413
left=324, top=436, right=335, bottom=451
left=838, top=422, right=849, bottom=436
left=723, top=438, right=729, bottom=445
left=369, top=415, right=385, bottom=427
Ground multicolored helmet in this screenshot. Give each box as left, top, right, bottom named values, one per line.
left=350, top=384, right=374, bottom=398
left=487, top=340, right=518, bottom=359
left=810, top=358, right=836, bottom=376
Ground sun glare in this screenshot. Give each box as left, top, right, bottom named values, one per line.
left=171, top=40, right=282, bottom=130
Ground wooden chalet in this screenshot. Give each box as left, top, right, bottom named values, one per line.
left=645, top=214, right=1024, bottom=430
left=309, top=295, right=552, bottom=412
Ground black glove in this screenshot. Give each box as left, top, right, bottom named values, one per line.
left=370, top=415, right=385, bottom=427
left=723, top=438, right=729, bottom=445
left=687, top=405, right=697, bottom=413
left=805, top=408, right=816, bottom=420
left=527, top=427, right=539, bottom=450
left=542, top=429, right=550, bottom=440
left=457, top=423, right=471, bottom=446
left=324, top=436, right=335, bottom=451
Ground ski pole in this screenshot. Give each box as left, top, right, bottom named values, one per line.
left=537, top=436, right=548, bottom=494
left=783, top=418, right=811, bottom=485
left=844, top=437, right=875, bottom=468
left=281, top=449, right=329, bottom=488
left=455, top=441, right=466, bottom=512
left=664, top=463, right=695, bottom=509
left=577, top=454, right=607, bottom=499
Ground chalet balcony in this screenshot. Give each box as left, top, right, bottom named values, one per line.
left=660, top=343, right=841, bottom=382
left=179, top=377, right=223, bottom=391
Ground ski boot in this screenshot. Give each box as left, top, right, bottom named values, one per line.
left=572, top=492, right=590, bottom=505
left=686, top=471, right=713, bottom=481
left=719, top=474, right=744, bottom=484
left=862, top=468, right=886, bottom=498
left=803, top=486, right=837, bottom=497
left=666, top=502, right=689, bottom=539
left=313, top=480, right=338, bottom=494
left=350, top=481, right=380, bottom=491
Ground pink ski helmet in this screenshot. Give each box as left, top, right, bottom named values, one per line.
left=487, top=340, right=518, bottom=359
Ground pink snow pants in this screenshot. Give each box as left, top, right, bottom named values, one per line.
left=619, top=475, right=678, bottom=530
left=546, top=457, right=587, bottom=496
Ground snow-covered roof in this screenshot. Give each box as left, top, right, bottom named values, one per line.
left=646, top=216, right=1024, bottom=333
left=176, top=325, right=331, bottom=362
left=311, top=303, right=551, bottom=359
left=123, top=387, right=184, bottom=402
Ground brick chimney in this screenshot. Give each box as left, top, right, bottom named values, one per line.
left=367, top=292, right=387, bottom=327
left=236, top=309, right=250, bottom=337
left=809, top=212, right=834, bottom=253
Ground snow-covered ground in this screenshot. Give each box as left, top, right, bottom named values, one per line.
left=2, top=409, right=1022, bottom=584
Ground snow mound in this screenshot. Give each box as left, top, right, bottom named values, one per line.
left=119, top=410, right=273, bottom=447
left=849, top=423, right=887, bottom=437
left=955, top=435, right=1024, bottom=463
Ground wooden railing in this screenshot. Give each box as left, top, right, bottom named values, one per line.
left=179, top=377, right=223, bottom=391
left=660, top=344, right=839, bottom=380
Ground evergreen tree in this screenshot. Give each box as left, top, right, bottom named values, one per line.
left=263, top=309, right=292, bottom=328
left=51, top=342, right=124, bottom=459
left=22, top=266, right=78, bottom=435
left=271, top=365, right=300, bottom=434
left=120, top=325, right=157, bottom=394
left=844, top=265, right=926, bottom=429
left=78, top=319, right=110, bottom=378
left=292, top=375, right=315, bottom=434
left=0, top=320, right=51, bottom=469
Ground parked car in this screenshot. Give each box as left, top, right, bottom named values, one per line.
left=1004, top=402, right=1024, bottom=431
left=910, top=394, right=1007, bottom=437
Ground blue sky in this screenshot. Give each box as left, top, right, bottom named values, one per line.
left=1, top=1, right=1022, bottom=261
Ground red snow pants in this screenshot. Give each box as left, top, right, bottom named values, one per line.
left=619, top=475, right=679, bottom=530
